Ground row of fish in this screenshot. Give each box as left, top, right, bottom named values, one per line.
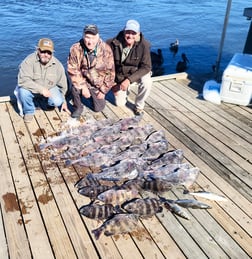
left=79, top=193, right=213, bottom=240
left=38, top=115, right=227, bottom=240
left=74, top=166, right=213, bottom=240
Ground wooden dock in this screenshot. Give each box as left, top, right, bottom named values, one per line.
left=0, top=73, right=251, bottom=259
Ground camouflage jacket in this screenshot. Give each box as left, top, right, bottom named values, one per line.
left=67, top=38, right=115, bottom=94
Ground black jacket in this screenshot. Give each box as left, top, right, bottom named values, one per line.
left=107, top=31, right=152, bottom=84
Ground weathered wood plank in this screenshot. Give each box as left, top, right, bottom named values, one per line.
left=119, top=92, right=252, bottom=257
left=37, top=108, right=123, bottom=259
left=0, top=102, right=53, bottom=259
left=160, top=80, right=252, bottom=155
left=7, top=103, right=77, bottom=259
left=179, top=79, right=252, bottom=137
left=1, top=75, right=251, bottom=259
left=0, top=200, right=8, bottom=259
left=145, top=82, right=251, bottom=201
left=153, top=81, right=252, bottom=177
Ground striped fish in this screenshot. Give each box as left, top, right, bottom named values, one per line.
left=122, top=198, right=163, bottom=216
left=148, top=149, right=184, bottom=169
left=137, top=178, right=173, bottom=193
left=97, top=187, right=139, bottom=206
left=92, top=213, right=139, bottom=240
left=79, top=203, right=115, bottom=220
left=78, top=185, right=111, bottom=201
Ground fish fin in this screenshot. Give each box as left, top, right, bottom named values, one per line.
left=92, top=228, right=103, bottom=240
left=121, top=198, right=139, bottom=209
left=74, top=177, right=84, bottom=188
left=158, top=195, right=166, bottom=203
left=183, top=189, right=190, bottom=194
left=50, top=154, right=56, bottom=160
left=114, top=205, right=124, bottom=213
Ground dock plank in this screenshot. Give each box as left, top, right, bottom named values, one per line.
left=7, top=103, right=77, bottom=259
left=144, top=81, right=251, bottom=202
left=34, top=108, right=122, bottom=259
left=0, top=102, right=52, bottom=259
left=0, top=74, right=251, bottom=258
left=154, top=81, right=252, bottom=182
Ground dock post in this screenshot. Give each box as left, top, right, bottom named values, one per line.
left=243, top=7, right=252, bottom=54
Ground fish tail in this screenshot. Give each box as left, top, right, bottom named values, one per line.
left=39, top=143, right=47, bottom=150
left=50, top=154, right=56, bottom=160
left=65, top=159, right=72, bottom=166
left=92, top=227, right=103, bottom=240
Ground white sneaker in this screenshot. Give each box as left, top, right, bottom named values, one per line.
left=24, top=114, right=34, bottom=123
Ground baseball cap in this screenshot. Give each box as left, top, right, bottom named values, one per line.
left=124, top=20, right=140, bottom=33
left=38, top=38, right=54, bottom=52
left=84, top=24, right=99, bottom=35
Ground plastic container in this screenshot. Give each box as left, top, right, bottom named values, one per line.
left=220, top=53, right=252, bottom=106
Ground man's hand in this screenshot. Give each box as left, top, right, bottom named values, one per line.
left=112, top=84, right=120, bottom=96
left=81, top=87, right=91, bottom=98
left=96, top=91, right=105, bottom=99
left=42, top=88, right=51, bottom=98
left=61, top=102, right=71, bottom=114
left=120, top=78, right=130, bottom=91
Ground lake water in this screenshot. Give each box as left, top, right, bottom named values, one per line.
left=0, top=0, right=251, bottom=96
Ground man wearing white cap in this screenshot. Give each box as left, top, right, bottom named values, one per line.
left=16, top=38, right=70, bottom=123
left=107, top=19, right=152, bottom=115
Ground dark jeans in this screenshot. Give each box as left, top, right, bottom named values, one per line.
left=71, top=86, right=106, bottom=112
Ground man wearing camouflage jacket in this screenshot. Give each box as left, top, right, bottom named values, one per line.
left=67, top=24, right=115, bottom=118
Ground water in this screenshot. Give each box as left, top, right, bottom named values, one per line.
left=0, top=0, right=251, bottom=96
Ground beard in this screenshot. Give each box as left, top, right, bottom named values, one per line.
left=39, top=56, right=51, bottom=65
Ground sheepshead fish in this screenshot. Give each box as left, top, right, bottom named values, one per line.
left=91, top=124, right=122, bottom=142
left=114, top=142, right=148, bottom=161
left=39, top=134, right=82, bottom=150
left=40, top=117, right=114, bottom=150
left=92, top=213, right=139, bottom=240
left=137, top=178, right=173, bottom=193
left=114, top=124, right=155, bottom=148
left=141, top=140, right=169, bottom=160
left=146, top=129, right=166, bottom=144
left=97, top=187, right=139, bottom=205
left=174, top=199, right=212, bottom=209
left=74, top=176, right=100, bottom=189
left=122, top=198, right=163, bottom=217
left=148, top=149, right=184, bottom=169
left=65, top=151, right=113, bottom=167
left=89, top=159, right=139, bottom=181
left=79, top=203, right=115, bottom=220
left=113, top=115, right=143, bottom=131
left=78, top=184, right=111, bottom=201
left=188, top=191, right=228, bottom=202
left=149, top=167, right=199, bottom=189
left=142, top=163, right=191, bottom=178
left=162, top=199, right=190, bottom=220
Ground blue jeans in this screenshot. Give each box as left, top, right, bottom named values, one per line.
left=18, top=86, right=64, bottom=115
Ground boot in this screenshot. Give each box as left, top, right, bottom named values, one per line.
left=71, top=87, right=83, bottom=118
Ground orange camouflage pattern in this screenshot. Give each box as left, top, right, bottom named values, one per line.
left=67, top=38, right=115, bottom=94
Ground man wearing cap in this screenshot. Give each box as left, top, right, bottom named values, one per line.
left=107, top=19, right=152, bottom=115
left=67, top=24, right=115, bottom=118
left=16, top=38, right=70, bottom=123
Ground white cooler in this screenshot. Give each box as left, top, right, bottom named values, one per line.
left=220, top=53, right=252, bottom=106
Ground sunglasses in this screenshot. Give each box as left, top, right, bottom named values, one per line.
left=39, top=49, right=52, bottom=55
